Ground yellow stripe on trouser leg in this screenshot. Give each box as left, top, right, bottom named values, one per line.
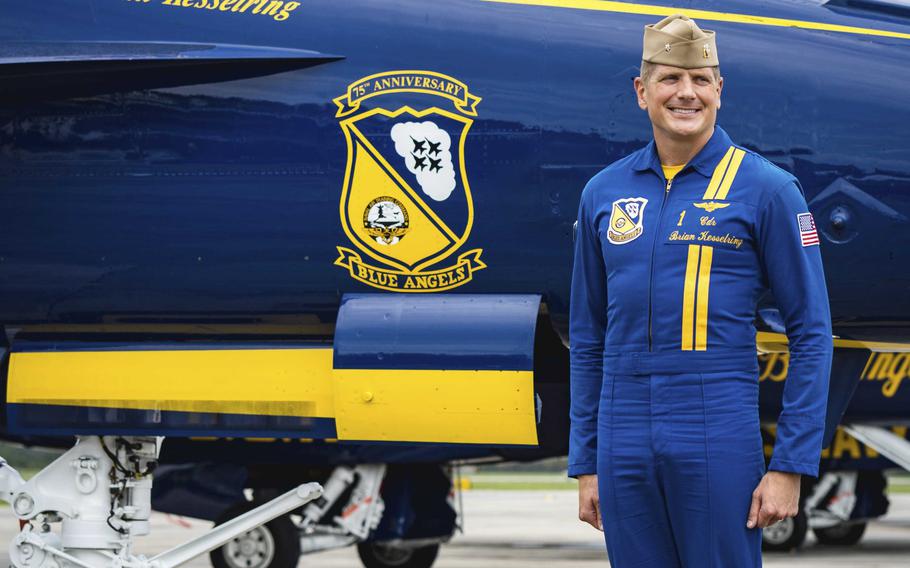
left=681, top=244, right=701, bottom=350
left=695, top=246, right=715, bottom=350
left=715, top=149, right=746, bottom=200
left=702, top=146, right=735, bottom=199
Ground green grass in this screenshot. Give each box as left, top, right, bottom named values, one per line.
left=17, top=468, right=41, bottom=481
left=461, top=472, right=910, bottom=493
left=459, top=472, right=577, bottom=491
left=468, top=481, right=577, bottom=490
left=888, top=476, right=910, bottom=494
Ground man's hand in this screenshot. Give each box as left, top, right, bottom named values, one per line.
left=747, top=471, right=801, bottom=529
left=577, top=474, right=603, bottom=531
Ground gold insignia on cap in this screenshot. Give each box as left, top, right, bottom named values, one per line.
left=642, top=14, right=719, bottom=69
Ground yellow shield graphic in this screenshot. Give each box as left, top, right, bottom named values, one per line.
left=333, top=71, right=485, bottom=292
left=607, top=197, right=648, bottom=245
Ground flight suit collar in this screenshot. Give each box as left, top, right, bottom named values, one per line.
left=631, top=126, right=734, bottom=179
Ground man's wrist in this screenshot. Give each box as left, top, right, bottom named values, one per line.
left=578, top=474, right=597, bottom=489
left=767, top=470, right=801, bottom=482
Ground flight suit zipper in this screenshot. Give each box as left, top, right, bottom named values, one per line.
left=647, top=176, right=673, bottom=351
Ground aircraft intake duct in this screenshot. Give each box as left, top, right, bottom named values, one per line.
left=332, top=293, right=541, bottom=445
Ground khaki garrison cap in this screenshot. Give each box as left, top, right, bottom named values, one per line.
left=642, top=14, right=719, bottom=68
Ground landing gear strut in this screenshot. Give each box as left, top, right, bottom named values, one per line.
left=0, top=436, right=322, bottom=568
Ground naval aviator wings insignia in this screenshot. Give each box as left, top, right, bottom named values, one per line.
left=694, top=201, right=731, bottom=213
left=333, top=70, right=484, bottom=292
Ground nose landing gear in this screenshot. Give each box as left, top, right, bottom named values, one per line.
left=0, top=436, right=322, bottom=568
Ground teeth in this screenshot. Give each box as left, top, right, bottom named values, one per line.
left=670, top=108, right=698, bottom=114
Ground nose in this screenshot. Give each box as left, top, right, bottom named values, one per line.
left=676, top=75, right=696, bottom=100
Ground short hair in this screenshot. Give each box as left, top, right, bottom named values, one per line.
left=640, top=60, right=721, bottom=83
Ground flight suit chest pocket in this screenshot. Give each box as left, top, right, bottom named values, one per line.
left=663, top=199, right=753, bottom=252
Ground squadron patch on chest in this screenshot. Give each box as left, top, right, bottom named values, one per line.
left=607, top=197, right=648, bottom=245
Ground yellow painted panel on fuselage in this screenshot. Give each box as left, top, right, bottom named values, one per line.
left=8, top=348, right=336, bottom=418
left=333, top=369, right=538, bottom=445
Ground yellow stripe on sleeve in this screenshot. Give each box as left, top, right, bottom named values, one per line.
left=695, top=246, right=715, bottom=351
left=681, top=244, right=701, bottom=350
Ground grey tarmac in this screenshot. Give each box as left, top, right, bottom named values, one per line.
left=1, top=491, right=909, bottom=567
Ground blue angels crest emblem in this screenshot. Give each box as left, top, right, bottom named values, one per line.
left=607, top=197, right=649, bottom=245
left=333, top=70, right=486, bottom=292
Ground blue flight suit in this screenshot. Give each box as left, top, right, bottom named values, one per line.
left=568, top=126, right=832, bottom=567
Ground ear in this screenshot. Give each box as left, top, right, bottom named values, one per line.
left=633, top=77, right=647, bottom=110
left=716, top=76, right=724, bottom=109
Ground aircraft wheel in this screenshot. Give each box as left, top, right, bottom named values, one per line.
left=357, top=543, right=440, bottom=568
left=813, top=522, right=867, bottom=546
left=210, top=501, right=300, bottom=568
left=761, top=510, right=808, bottom=552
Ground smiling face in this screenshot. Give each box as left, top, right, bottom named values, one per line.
left=634, top=64, right=723, bottom=148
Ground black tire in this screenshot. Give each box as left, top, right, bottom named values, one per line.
left=761, top=509, right=808, bottom=552
left=814, top=522, right=867, bottom=546
left=210, top=501, right=300, bottom=568
left=357, top=543, right=440, bottom=568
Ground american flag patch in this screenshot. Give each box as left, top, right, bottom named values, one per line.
left=797, top=212, right=819, bottom=246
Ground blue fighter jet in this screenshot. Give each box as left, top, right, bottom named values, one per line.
left=1, top=0, right=910, bottom=566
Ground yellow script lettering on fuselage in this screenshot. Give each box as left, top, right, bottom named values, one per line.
left=764, top=424, right=909, bottom=460
left=762, top=351, right=910, bottom=399
left=820, top=426, right=909, bottom=459
left=861, top=352, right=910, bottom=397
left=158, top=0, right=300, bottom=22
left=758, top=352, right=789, bottom=382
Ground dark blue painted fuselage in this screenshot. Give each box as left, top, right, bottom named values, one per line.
left=2, top=0, right=909, bottom=340
left=2, top=1, right=910, bottom=465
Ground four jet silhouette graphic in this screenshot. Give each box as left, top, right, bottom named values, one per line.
left=410, top=136, right=444, bottom=172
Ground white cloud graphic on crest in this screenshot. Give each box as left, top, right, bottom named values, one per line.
left=390, top=121, right=456, bottom=201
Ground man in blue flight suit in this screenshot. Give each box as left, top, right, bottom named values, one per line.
left=569, top=14, right=833, bottom=567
